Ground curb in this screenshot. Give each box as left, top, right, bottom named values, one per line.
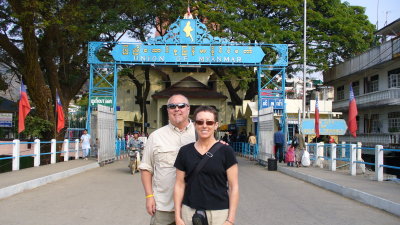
left=0, top=162, right=99, bottom=200
left=278, top=166, right=400, bottom=217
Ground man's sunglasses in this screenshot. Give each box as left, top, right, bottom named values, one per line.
left=195, top=120, right=216, bottom=126
left=167, top=103, right=188, bottom=109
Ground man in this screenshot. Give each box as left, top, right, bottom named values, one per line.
left=273, top=126, right=285, bottom=163
left=128, top=131, right=144, bottom=150
left=139, top=94, right=195, bottom=225
left=80, top=129, right=91, bottom=160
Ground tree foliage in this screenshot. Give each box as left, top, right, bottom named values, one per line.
left=0, top=0, right=149, bottom=137
left=194, top=0, right=375, bottom=104
left=0, top=0, right=375, bottom=127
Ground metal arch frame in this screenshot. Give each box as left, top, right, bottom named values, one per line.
left=86, top=63, right=118, bottom=137
left=256, top=66, right=287, bottom=130
left=87, top=17, right=289, bottom=147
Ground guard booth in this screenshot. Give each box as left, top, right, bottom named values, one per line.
left=87, top=16, right=288, bottom=160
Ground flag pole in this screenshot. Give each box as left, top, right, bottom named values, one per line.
left=54, top=89, right=57, bottom=139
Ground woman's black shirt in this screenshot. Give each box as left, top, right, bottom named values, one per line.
left=174, top=142, right=238, bottom=210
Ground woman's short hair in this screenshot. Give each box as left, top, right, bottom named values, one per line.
left=193, top=106, right=218, bottom=122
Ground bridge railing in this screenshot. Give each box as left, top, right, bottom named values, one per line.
left=0, top=139, right=84, bottom=171
left=230, top=142, right=258, bottom=160
left=115, top=139, right=127, bottom=158
left=305, top=142, right=400, bottom=181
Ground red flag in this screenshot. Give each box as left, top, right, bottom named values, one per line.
left=18, top=81, right=31, bottom=133
left=314, top=95, right=320, bottom=138
left=348, top=85, right=358, bottom=137
left=56, top=90, right=65, bottom=133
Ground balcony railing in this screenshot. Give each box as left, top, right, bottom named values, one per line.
left=333, top=88, right=400, bottom=111
left=339, top=133, right=400, bottom=148
left=324, top=38, right=400, bottom=83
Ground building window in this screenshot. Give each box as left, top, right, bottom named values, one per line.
left=364, top=75, right=379, bottom=93
left=364, top=114, right=369, bottom=133
left=388, top=112, right=400, bottom=132
left=371, top=114, right=380, bottom=133
left=336, top=86, right=344, bottom=100
left=352, top=81, right=360, bottom=96
left=388, top=68, right=400, bottom=88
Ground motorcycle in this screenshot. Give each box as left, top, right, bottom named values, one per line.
left=128, top=147, right=141, bottom=174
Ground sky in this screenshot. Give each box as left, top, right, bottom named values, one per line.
left=343, top=0, right=399, bottom=30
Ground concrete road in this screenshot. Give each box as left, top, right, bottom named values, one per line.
left=0, top=158, right=399, bottom=225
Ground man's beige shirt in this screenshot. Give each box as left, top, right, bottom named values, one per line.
left=139, top=122, right=195, bottom=212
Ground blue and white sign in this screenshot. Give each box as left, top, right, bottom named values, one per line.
left=261, top=98, right=284, bottom=109
left=109, top=19, right=266, bottom=65
left=301, top=119, right=348, bottom=135
left=236, top=119, right=247, bottom=127
left=111, top=44, right=265, bottom=64
left=0, top=113, right=13, bottom=127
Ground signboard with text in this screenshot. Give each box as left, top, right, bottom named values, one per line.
left=90, top=97, right=113, bottom=107
left=301, top=119, right=347, bottom=135
left=0, top=113, right=13, bottom=127
left=261, top=98, right=284, bottom=109
left=89, top=18, right=288, bottom=67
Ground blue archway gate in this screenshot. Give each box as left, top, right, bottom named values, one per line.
left=87, top=17, right=288, bottom=159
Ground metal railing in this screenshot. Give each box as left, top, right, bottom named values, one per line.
left=333, top=88, right=400, bottom=110
left=230, top=142, right=258, bottom=160
left=0, top=139, right=84, bottom=172
left=339, top=133, right=400, bottom=148
left=305, top=142, right=400, bottom=182
left=115, top=139, right=127, bottom=158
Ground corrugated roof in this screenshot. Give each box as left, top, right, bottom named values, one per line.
left=375, top=18, right=400, bottom=36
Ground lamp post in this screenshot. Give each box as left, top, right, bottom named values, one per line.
left=302, top=0, right=307, bottom=120
left=142, top=87, right=145, bottom=134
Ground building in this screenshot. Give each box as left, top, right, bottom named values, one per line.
left=116, top=66, right=244, bottom=136
left=324, top=18, right=400, bottom=148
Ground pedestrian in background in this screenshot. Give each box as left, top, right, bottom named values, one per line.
left=273, top=126, right=285, bottom=163
left=294, top=129, right=305, bottom=167
left=80, top=129, right=91, bottom=160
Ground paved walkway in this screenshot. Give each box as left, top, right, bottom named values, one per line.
left=0, top=159, right=98, bottom=199
left=278, top=162, right=400, bottom=216
left=0, top=157, right=399, bottom=225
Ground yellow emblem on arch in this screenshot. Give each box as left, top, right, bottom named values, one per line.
left=183, top=21, right=194, bottom=42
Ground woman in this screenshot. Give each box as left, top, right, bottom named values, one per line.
left=174, top=106, right=239, bottom=225
left=294, top=129, right=306, bottom=167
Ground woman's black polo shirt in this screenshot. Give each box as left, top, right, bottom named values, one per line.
left=174, top=142, right=238, bottom=210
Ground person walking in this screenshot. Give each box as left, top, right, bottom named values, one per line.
left=80, top=129, right=91, bottom=160
left=273, top=126, right=285, bottom=163
left=174, top=106, right=239, bottom=225
left=294, top=129, right=306, bottom=167
left=248, top=132, right=256, bottom=159
left=139, top=94, right=195, bottom=225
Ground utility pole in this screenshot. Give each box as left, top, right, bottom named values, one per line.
left=142, top=87, right=145, bottom=134
left=302, top=0, right=307, bottom=120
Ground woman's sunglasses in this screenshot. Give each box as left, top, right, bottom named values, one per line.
left=167, top=103, right=188, bottom=109
left=195, top=120, right=216, bottom=126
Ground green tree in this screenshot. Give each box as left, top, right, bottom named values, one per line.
left=194, top=0, right=375, bottom=104
left=0, top=0, right=148, bottom=138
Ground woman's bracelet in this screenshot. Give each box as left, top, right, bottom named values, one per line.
left=226, top=219, right=234, bottom=225
left=145, top=194, right=154, bottom=198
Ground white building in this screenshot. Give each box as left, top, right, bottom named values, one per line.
left=324, top=18, right=400, bottom=148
